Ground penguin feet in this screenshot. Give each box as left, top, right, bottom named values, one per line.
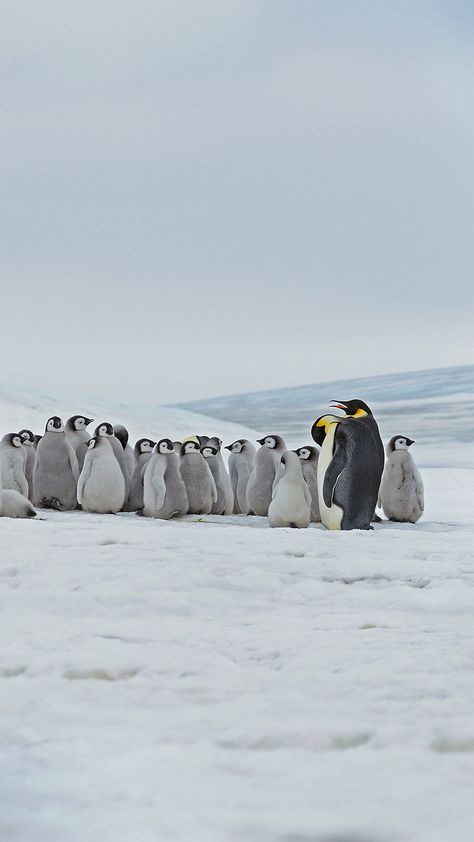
left=41, top=497, right=63, bottom=511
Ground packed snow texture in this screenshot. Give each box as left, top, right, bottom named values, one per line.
left=1, top=371, right=474, bottom=842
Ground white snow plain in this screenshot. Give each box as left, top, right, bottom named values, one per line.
left=1, top=386, right=474, bottom=842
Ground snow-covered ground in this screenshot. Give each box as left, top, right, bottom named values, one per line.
left=1, top=374, right=474, bottom=842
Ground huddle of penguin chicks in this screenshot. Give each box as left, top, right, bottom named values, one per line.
left=0, top=401, right=424, bottom=529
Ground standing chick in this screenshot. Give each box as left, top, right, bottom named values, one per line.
left=0, top=433, right=28, bottom=497
left=269, top=451, right=311, bottom=528
left=142, top=439, right=188, bottom=519
left=77, top=436, right=126, bottom=513
left=295, top=445, right=320, bottom=522
left=18, top=430, right=36, bottom=501
left=378, top=436, right=424, bottom=523
left=225, top=439, right=256, bottom=514
left=246, top=435, right=287, bottom=516
left=179, top=441, right=217, bottom=514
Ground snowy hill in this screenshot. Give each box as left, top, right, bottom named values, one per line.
left=1, top=371, right=474, bottom=842
left=0, top=384, right=257, bottom=450
left=176, top=365, right=474, bottom=467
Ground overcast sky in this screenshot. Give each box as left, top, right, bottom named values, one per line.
left=2, top=1, right=473, bottom=404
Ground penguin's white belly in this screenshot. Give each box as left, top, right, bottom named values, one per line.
left=82, top=461, right=125, bottom=512
left=269, top=480, right=310, bottom=528
left=317, top=428, right=343, bottom=530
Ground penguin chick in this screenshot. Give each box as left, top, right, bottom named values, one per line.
left=268, top=451, right=311, bottom=528
left=77, top=436, right=126, bottom=514
left=18, top=429, right=36, bottom=501
left=179, top=440, right=217, bottom=515
left=201, top=445, right=227, bottom=514
left=142, top=439, right=188, bottom=519
left=246, top=434, right=287, bottom=516
left=0, top=433, right=28, bottom=497
left=33, top=416, right=79, bottom=510
left=206, top=437, right=233, bottom=514
left=113, top=424, right=135, bottom=477
left=295, top=445, right=320, bottom=523
left=125, top=438, right=156, bottom=512
left=0, top=489, right=37, bottom=518
left=378, top=436, right=424, bottom=523
left=65, top=415, right=94, bottom=471
left=225, top=439, right=256, bottom=514
left=94, top=422, right=130, bottom=502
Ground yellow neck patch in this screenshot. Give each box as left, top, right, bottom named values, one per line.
left=316, top=414, right=341, bottom=433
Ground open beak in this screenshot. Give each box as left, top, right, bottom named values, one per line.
left=329, top=400, right=347, bottom=410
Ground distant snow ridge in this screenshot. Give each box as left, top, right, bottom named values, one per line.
left=175, top=365, right=474, bottom=468
left=0, top=385, right=257, bottom=453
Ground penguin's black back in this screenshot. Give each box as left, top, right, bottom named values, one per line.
left=323, top=419, right=383, bottom=530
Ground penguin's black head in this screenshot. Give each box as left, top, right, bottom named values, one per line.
left=19, top=429, right=35, bottom=444
left=157, top=438, right=174, bottom=455
left=225, top=439, right=244, bottom=452
left=3, top=433, right=23, bottom=447
left=86, top=436, right=99, bottom=450
left=201, top=445, right=218, bottom=458
left=257, top=435, right=281, bottom=449
left=181, top=441, right=200, bottom=456
left=329, top=399, right=373, bottom=417
left=135, top=438, right=156, bottom=455
left=387, top=435, right=415, bottom=455
left=311, top=418, right=326, bottom=446
left=197, top=435, right=209, bottom=447
left=67, top=415, right=94, bottom=432
left=45, top=416, right=63, bottom=432
left=311, top=414, right=340, bottom=445
left=295, top=445, right=317, bottom=461
left=95, top=422, right=114, bottom=437
left=207, top=436, right=222, bottom=451
left=114, top=425, right=129, bottom=449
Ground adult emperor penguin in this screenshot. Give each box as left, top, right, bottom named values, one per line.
left=65, top=415, right=94, bottom=472
left=142, top=439, right=188, bottom=519
left=0, top=433, right=28, bottom=497
left=33, top=416, right=79, bottom=510
left=206, top=436, right=233, bottom=514
left=268, top=451, right=311, bottom=528
left=77, top=436, right=126, bottom=514
left=18, top=429, right=36, bottom=501
left=225, top=439, right=256, bottom=514
left=246, top=434, right=287, bottom=516
left=125, top=438, right=156, bottom=512
left=113, top=425, right=135, bottom=477
left=311, top=402, right=383, bottom=530
left=378, top=436, right=424, bottom=523
left=179, top=440, right=217, bottom=515
left=94, top=422, right=130, bottom=501
left=295, top=445, right=320, bottom=522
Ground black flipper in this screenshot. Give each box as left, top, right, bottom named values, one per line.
left=322, top=429, right=347, bottom=508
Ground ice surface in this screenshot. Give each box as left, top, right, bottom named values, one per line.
left=1, top=373, right=474, bottom=842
